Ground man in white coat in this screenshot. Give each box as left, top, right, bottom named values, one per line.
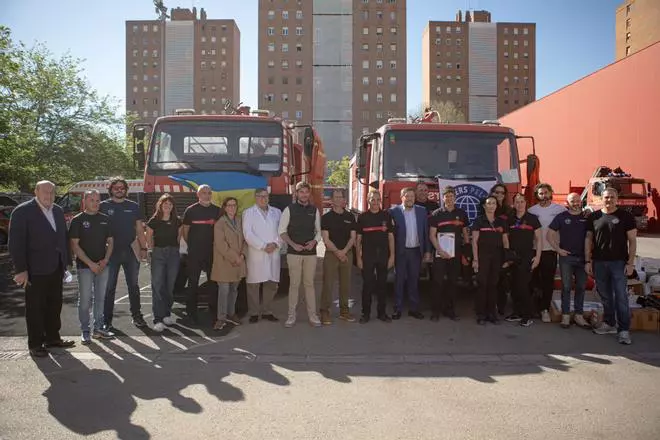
left=242, top=188, right=282, bottom=323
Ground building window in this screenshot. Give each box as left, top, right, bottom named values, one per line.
left=220, top=37, right=226, bottom=43
left=201, top=98, right=206, bottom=105
left=514, top=40, right=519, bottom=46
left=523, top=88, right=529, bottom=95
left=626, top=46, right=631, bottom=56
left=267, top=10, right=274, bottom=19
left=456, top=75, right=461, bottom=81
left=153, top=74, right=159, bottom=81
left=390, top=60, right=397, bottom=69
left=362, top=43, right=369, bottom=51
left=376, top=60, right=383, bottom=69
left=362, top=10, right=369, bottom=20
left=296, top=43, right=303, bottom=52
left=390, top=11, right=396, bottom=21
left=504, top=39, right=508, bottom=46
left=268, top=43, right=275, bottom=52
left=524, top=40, right=529, bottom=47
left=282, top=27, right=289, bottom=36
left=524, top=64, right=529, bottom=70
left=504, top=88, right=509, bottom=96
left=456, top=38, right=462, bottom=46
left=514, top=53, right=519, bottom=59
left=211, top=61, right=217, bottom=69
left=282, top=43, right=289, bottom=52
left=446, top=87, right=452, bottom=94
left=296, top=93, right=302, bottom=103
left=362, top=110, right=370, bottom=121
left=446, top=38, right=451, bottom=45
left=446, top=62, right=452, bottom=69
left=132, top=49, right=138, bottom=57
left=513, top=28, right=519, bottom=35
left=363, top=27, right=369, bottom=35
left=132, top=74, right=138, bottom=81
left=363, top=93, right=369, bottom=103
left=504, top=76, right=509, bottom=83
left=389, top=76, right=396, bottom=85
left=282, top=94, right=288, bottom=102
left=376, top=27, right=383, bottom=36
left=282, top=10, right=289, bottom=19
left=377, top=10, right=383, bottom=20
left=390, top=27, right=397, bottom=35
left=456, top=87, right=461, bottom=94
left=142, top=49, right=148, bottom=57
left=296, top=60, right=303, bottom=68
left=376, top=112, right=383, bottom=119
left=362, top=77, right=369, bottom=85
left=282, top=60, right=289, bottom=69
left=133, top=86, right=138, bottom=93
left=211, top=49, right=217, bottom=55
left=390, top=43, right=397, bottom=52
left=436, top=26, right=442, bottom=33
left=362, top=60, right=369, bottom=69
left=296, top=110, right=302, bottom=120
left=296, top=77, right=302, bottom=85
left=377, top=44, right=383, bottom=52
left=514, top=76, right=519, bottom=83
left=267, top=27, right=274, bottom=36
left=504, top=52, right=509, bottom=58
left=268, top=77, right=274, bottom=85
left=523, top=28, right=529, bottom=35
left=211, top=36, right=217, bottom=43
left=202, top=49, right=206, bottom=56
left=514, top=64, right=519, bottom=70
left=504, top=27, right=509, bottom=34
left=524, top=76, right=529, bottom=83
left=376, top=93, right=383, bottom=103
left=296, top=10, right=303, bottom=19
left=435, top=86, right=442, bottom=95
left=446, top=26, right=452, bottom=33
left=153, top=25, right=159, bottom=32
left=143, top=25, right=148, bottom=32
left=282, top=111, right=289, bottom=119
left=282, top=77, right=288, bottom=85
left=446, top=75, right=452, bottom=80
left=143, top=111, right=149, bottom=118
left=435, top=38, right=441, bottom=45
left=390, top=93, right=397, bottom=103
left=201, top=61, right=207, bottom=69
left=132, top=24, right=138, bottom=33
left=267, top=60, right=275, bottom=67
left=296, top=27, right=303, bottom=36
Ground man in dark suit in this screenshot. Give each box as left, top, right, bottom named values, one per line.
left=389, top=187, right=431, bottom=320
left=8, top=180, right=75, bottom=357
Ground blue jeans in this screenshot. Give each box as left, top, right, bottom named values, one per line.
left=559, top=255, right=587, bottom=314
left=77, top=267, right=109, bottom=333
left=593, top=260, right=630, bottom=331
left=151, top=246, right=180, bottom=323
left=104, top=247, right=141, bottom=326
left=394, top=248, right=422, bottom=312
left=217, top=282, right=239, bottom=320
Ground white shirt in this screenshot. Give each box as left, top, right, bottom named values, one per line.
left=36, top=199, right=56, bottom=231
left=243, top=204, right=282, bottom=283
left=528, top=202, right=566, bottom=251
left=402, top=206, right=419, bottom=248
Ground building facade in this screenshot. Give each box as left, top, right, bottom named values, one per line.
left=258, top=0, right=407, bottom=162
left=126, top=7, right=240, bottom=124
left=422, top=10, right=535, bottom=122
left=615, top=0, right=660, bottom=60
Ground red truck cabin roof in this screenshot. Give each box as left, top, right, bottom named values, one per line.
left=155, top=114, right=284, bottom=124
left=382, top=122, right=515, bottom=135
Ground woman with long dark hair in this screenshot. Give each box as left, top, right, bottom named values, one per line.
left=472, top=196, right=511, bottom=325
left=211, top=197, right=246, bottom=330
left=146, top=194, right=182, bottom=332
left=490, top=184, right=514, bottom=220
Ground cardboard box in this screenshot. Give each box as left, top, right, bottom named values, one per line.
left=627, top=279, right=644, bottom=296
left=631, top=308, right=660, bottom=332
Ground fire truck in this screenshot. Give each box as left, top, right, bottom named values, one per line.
left=132, top=102, right=326, bottom=302
left=133, top=101, right=325, bottom=217
left=349, top=117, right=539, bottom=225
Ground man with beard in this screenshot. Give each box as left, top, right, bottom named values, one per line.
left=528, top=183, right=566, bottom=323
left=415, top=182, right=439, bottom=215
left=101, top=177, right=149, bottom=330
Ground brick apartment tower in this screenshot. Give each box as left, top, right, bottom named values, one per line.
left=126, top=7, right=240, bottom=124
left=258, top=0, right=407, bottom=162
left=422, top=10, right=536, bottom=122
left=615, top=0, right=660, bottom=60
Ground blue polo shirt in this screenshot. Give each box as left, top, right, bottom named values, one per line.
left=548, top=211, right=588, bottom=258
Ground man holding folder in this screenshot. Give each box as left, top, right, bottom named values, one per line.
left=429, top=186, right=469, bottom=321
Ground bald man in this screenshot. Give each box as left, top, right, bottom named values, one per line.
left=182, top=184, right=222, bottom=325
left=547, top=193, right=589, bottom=329
left=8, top=180, right=75, bottom=357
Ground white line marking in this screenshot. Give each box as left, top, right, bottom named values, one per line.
left=114, top=295, right=128, bottom=304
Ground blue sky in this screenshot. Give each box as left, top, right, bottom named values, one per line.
left=4, top=0, right=623, bottom=114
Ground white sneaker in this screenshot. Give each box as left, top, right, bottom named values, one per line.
left=593, top=322, right=618, bottom=335
left=285, top=316, right=296, bottom=328
left=541, top=309, right=551, bottom=323
left=309, top=315, right=322, bottom=327
left=154, top=322, right=166, bottom=332
left=162, top=316, right=175, bottom=326
left=561, top=314, right=571, bottom=328
left=618, top=331, right=632, bottom=345
left=573, top=314, right=589, bottom=328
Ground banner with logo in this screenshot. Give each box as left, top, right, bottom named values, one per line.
left=437, top=178, right=498, bottom=226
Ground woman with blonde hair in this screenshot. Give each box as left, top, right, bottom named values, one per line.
left=211, top=197, right=246, bottom=330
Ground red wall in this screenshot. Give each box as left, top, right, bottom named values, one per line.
left=500, top=42, right=660, bottom=220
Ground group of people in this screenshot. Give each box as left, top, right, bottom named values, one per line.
left=9, top=176, right=637, bottom=357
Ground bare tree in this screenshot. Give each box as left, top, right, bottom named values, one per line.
left=407, top=101, right=467, bottom=123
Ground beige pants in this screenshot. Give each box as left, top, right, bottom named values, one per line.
left=287, top=254, right=318, bottom=319
left=321, top=250, right=352, bottom=314
left=246, top=281, right=278, bottom=317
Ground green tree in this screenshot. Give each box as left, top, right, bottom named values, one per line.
left=0, top=26, right=136, bottom=193
left=407, top=100, right=467, bottom=124
left=326, top=155, right=350, bottom=188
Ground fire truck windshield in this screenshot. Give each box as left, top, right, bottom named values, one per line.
left=382, top=130, right=520, bottom=183
left=148, top=120, right=283, bottom=174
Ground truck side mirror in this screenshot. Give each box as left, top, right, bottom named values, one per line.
left=303, top=127, right=315, bottom=157
left=133, top=127, right=146, bottom=170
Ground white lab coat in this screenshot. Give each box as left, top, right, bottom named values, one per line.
left=242, top=204, right=283, bottom=284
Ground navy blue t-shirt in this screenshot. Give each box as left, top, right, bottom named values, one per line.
left=548, top=211, right=588, bottom=258
left=100, top=199, right=143, bottom=251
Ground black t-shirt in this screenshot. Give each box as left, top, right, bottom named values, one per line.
left=508, top=212, right=541, bottom=256
left=69, top=212, right=111, bottom=269
left=415, top=199, right=439, bottom=215
left=496, top=205, right=515, bottom=222
left=321, top=209, right=357, bottom=251
left=147, top=216, right=181, bottom=248
left=549, top=211, right=588, bottom=257
left=586, top=209, right=636, bottom=261
left=429, top=207, right=469, bottom=258
left=473, top=215, right=508, bottom=254
left=357, top=210, right=394, bottom=253
left=183, top=203, right=222, bottom=256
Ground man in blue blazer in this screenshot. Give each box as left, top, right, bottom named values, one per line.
left=389, top=187, right=431, bottom=319
left=8, top=180, right=75, bottom=357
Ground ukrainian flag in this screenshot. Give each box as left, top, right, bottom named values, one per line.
left=169, top=172, right=268, bottom=215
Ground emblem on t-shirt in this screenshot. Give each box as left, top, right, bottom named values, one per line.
left=565, top=218, right=571, bottom=224
left=107, top=208, right=115, bottom=216
left=612, top=218, right=620, bottom=224
left=83, top=221, right=90, bottom=229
